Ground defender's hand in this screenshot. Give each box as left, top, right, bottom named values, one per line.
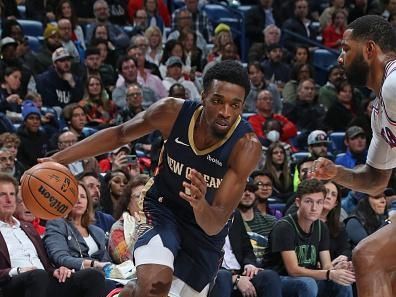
left=308, top=157, right=338, bottom=180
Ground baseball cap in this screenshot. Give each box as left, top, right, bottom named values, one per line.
left=245, top=178, right=258, bottom=192
left=112, top=144, right=131, bottom=155
left=22, top=100, right=41, bottom=121
left=345, top=126, right=365, bottom=139
left=0, top=37, right=18, bottom=51
left=166, top=56, right=183, bottom=68
left=43, top=23, right=59, bottom=39
left=307, top=130, right=331, bottom=145
left=52, top=47, right=72, bottom=63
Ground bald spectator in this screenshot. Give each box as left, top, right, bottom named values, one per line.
left=58, top=18, right=81, bottom=64
left=169, top=83, right=187, bottom=99
left=248, top=24, right=281, bottom=63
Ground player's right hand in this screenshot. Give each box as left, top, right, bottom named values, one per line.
left=308, top=157, right=338, bottom=180
left=330, top=269, right=356, bottom=286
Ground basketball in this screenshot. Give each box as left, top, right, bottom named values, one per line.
left=20, top=162, right=78, bottom=220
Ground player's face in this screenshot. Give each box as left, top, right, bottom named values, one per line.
left=338, top=29, right=369, bottom=87
left=0, top=182, right=17, bottom=219
left=254, top=175, right=273, bottom=201
left=323, top=182, right=338, bottom=212
left=202, top=80, right=245, bottom=138
left=296, top=192, right=324, bottom=222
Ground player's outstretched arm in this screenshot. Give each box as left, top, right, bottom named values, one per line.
left=311, top=157, right=391, bottom=196
left=181, top=133, right=261, bottom=236
left=43, top=98, right=184, bottom=165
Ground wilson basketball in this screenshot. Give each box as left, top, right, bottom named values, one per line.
left=21, top=162, right=78, bottom=220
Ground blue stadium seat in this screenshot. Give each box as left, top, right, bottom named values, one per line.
left=203, top=4, right=234, bottom=19
left=17, top=5, right=26, bottom=18
left=82, top=127, right=98, bottom=137
left=123, top=26, right=133, bottom=36
left=312, top=48, right=338, bottom=85
left=291, top=151, right=310, bottom=163
left=329, top=132, right=346, bottom=154
left=18, top=20, right=44, bottom=37
left=26, top=36, right=41, bottom=52
left=237, top=5, right=252, bottom=15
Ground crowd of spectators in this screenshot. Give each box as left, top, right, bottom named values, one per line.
left=1, top=0, right=396, bottom=296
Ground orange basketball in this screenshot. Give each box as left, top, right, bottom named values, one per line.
left=21, top=162, right=78, bottom=220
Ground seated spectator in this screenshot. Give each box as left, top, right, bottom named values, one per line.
left=79, top=75, right=117, bottom=128
left=180, top=28, right=204, bottom=73
left=282, top=63, right=316, bottom=103
left=16, top=101, right=48, bottom=169
left=159, top=39, right=187, bottom=79
left=128, top=0, right=171, bottom=28
left=320, top=181, right=352, bottom=260
left=248, top=24, right=281, bottom=63
left=100, top=169, right=131, bottom=217
left=62, top=103, right=88, bottom=141
left=0, top=132, right=25, bottom=178
left=318, top=65, right=346, bottom=110
left=209, top=211, right=282, bottom=297
left=108, top=174, right=149, bottom=264
left=36, top=47, right=84, bottom=108
left=90, top=27, right=117, bottom=66
left=319, top=0, right=347, bottom=29
left=283, top=79, right=326, bottom=132
left=169, top=83, right=187, bottom=99
left=335, top=126, right=367, bottom=169
left=145, top=26, right=163, bottom=66
left=307, top=130, right=332, bottom=159
left=245, top=62, right=281, bottom=113
left=144, top=0, right=165, bottom=33
left=344, top=191, right=387, bottom=248
left=129, top=9, right=150, bottom=38
left=290, top=44, right=310, bottom=67
left=202, top=42, right=240, bottom=77
left=261, top=43, right=291, bottom=91
left=265, top=179, right=355, bottom=297
left=263, top=142, right=293, bottom=201
left=2, top=67, right=23, bottom=108
left=261, top=119, right=294, bottom=160
left=238, top=179, right=277, bottom=262
left=90, top=38, right=117, bottom=90
left=86, top=0, right=129, bottom=50
left=0, top=147, right=25, bottom=181
left=162, top=56, right=200, bottom=100
left=31, top=24, right=62, bottom=76
left=116, top=84, right=145, bottom=124
left=207, top=23, right=233, bottom=63
left=322, top=9, right=347, bottom=49
left=324, top=81, right=360, bottom=132
left=0, top=174, right=106, bottom=297
left=251, top=170, right=284, bottom=219
left=57, top=18, right=82, bottom=64
left=248, top=89, right=297, bottom=143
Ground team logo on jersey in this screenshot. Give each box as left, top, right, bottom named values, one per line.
left=381, top=127, right=396, bottom=148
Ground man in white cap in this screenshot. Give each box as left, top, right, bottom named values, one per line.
left=307, top=130, right=332, bottom=159
left=36, top=47, right=84, bottom=108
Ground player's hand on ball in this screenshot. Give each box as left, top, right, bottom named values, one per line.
left=37, top=157, right=56, bottom=163
left=308, top=157, right=338, bottom=180
left=180, top=169, right=207, bottom=210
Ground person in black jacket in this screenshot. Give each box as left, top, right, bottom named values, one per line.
left=209, top=211, right=282, bottom=297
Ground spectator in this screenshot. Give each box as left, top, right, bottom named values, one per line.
left=128, top=0, right=170, bottom=27
left=251, top=170, right=283, bottom=219
left=86, top=0, right=129, bottom=49
left=248, top=24, right=281, bottom=64
left=169, top=83, right=187, bottom=99
left=100, top=169, right=130, bottom=217
left=322, top=9, right=347, bottom=49
left=320, top=181, right=352, bottom=260
left=265, top=179, right=355, bottom=297
left=36, top=47, right=84, bottom=108
left=248, top=89, right=297, bottom=143
left=382, top=0, right=396, bottom=21
left=159, top=39, right=186, bottom=78
left=245, top=62, right=281, bottom=113
left=202, top=42, right=240, bottom=77
left=31, top=24, right=62, bottom=76
left=90, top=25, right=117, bottom=65
left=281, top=0, right=319, bottom=51
left=318, top=65, right=346, bottom=109
left=335, top=126, right=368, bottom=169
left=263, top=142, right=293, bottom=201
left=130, top=9, right=149, bottom=37
left=117, top=84, right=145, bottom=124
left=108, top=174, right=149, bottom=264
left=81, top=47, right=102, bottom=86
left=144, top=0, right=165, bottom=32
left=16, top=101, right=48, bottom=169
left=112, top=56, right=158, bottom=109
left=283, top=79, right=326, bottom=132
left=0, top=174, right=106, bottom=297
left=307, top=130, right=332, bottom=159
left=209, top=211, right=282, bottom=297
left=0, top=66, right=23, bottom=115
left=79, top=171, right=116, bottom=237
left=0, top=132, right=22, bottom=159
left=90, top=38, right=117, bottom=89
left=344, top=192, right=387, bottom=248
left=106, top=0, right=129, bottom=26
left=319, top=0, right=346, bottom=29
left=79, top=75, right=117, bottom=127
left=261, top=43, right=291, bottom=90
left=145, top=26, right=163, bottom=66
left=246, top=0, right=280, bottom=44
left=0, top=147, right=25, bottom=181
left=179, top=29, right=204, bottom=73
left=207, top=23, right=233, bottom=63
left=62, top=103, right=88, bottom=141
left=162, top=56, right=200, bottom=100
left=57, top=18, right=81, bottom=64
left=348, top=98, right=373, bottom=143
left=98, top=144, right=131, bottom=173
left=324, top=81, right=360, bottom=132
left=291, top=44, right=311, bottom=66
left=348, top=0, right=382, bottom=23
left=55, top=0, right=86, bottom=50
left=171, top=0, right=213, bottom=42
left=282, top=63, right=316, bottom=103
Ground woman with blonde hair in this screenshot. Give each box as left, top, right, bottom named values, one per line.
left=144, top=26, right=163, bottom=65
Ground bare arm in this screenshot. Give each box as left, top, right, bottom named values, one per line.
left=281, top=250, right=329, bottom=280
left=48, top=98, right=183, bottom=165
left=180, top=133, right=262, bottom=236
left=311, top=157, right=392, bottom=196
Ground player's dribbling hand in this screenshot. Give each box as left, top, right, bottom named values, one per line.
left=308, top=157, right=338, bottom=180
left=180, top=169, right=207, bottom=210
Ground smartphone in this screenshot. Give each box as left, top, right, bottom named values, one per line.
left=126, top=155, right=137, bottom=165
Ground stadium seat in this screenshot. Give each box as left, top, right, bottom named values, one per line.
left=26, top=36, right=41, bottom=52
left=203, top=4, right=234, bottom=19
left=312, top=48, right=338, bottom=85
left=237, top=5, right=252, bottom=15
left=123, top=26, right=133, bottom=36
left=18, top=20, right=44, bottom=37
left=291, top=151, right=310, bottom=163
left=17, top=5, right=26, bottom=18
left=329, top=132, right=346, bottom=154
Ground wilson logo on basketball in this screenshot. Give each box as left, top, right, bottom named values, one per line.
left=38, top=185, right=69, bottom=214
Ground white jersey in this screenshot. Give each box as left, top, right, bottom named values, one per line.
left=367, top=60, right=396, bottom=169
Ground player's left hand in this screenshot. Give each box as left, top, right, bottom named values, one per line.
left=179, top=169, right=207, bottom=210
left=308, top=157, right=338, bottom=180
left=53, top=266, right=74, bottom=282
left=243, top=264, right=261, bottom=279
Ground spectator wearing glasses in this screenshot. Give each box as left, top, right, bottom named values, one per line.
left=335, top=126, right=367, bottom=169
left=0, top=147, right=25, bottom=180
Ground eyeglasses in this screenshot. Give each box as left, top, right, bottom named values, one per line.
left=127, top=93, right=142, bottom=97
left=255, top=182, right=272, bottom=188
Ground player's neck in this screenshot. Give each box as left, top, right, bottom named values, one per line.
left=368, top=54, right=395, bottom=95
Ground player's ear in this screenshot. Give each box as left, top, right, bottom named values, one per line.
left=201, top=91, right=207, bottom=106
left=366, top=41, right=376, bottom=59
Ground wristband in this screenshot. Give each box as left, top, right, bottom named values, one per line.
left=326, top=269, right=331, bottom=280
left=90, top=260, right=95, bottom=268
left=233, top=275, right=241, bottom=290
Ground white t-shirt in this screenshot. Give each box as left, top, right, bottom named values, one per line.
left=83, top=234, right=99, bottom=256
left=367, top=60, right=396, bottom=169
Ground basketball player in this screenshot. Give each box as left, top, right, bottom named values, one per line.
left=42, top=60, right=262, bottom=297
left=310, top=15, right=396, bottom=297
